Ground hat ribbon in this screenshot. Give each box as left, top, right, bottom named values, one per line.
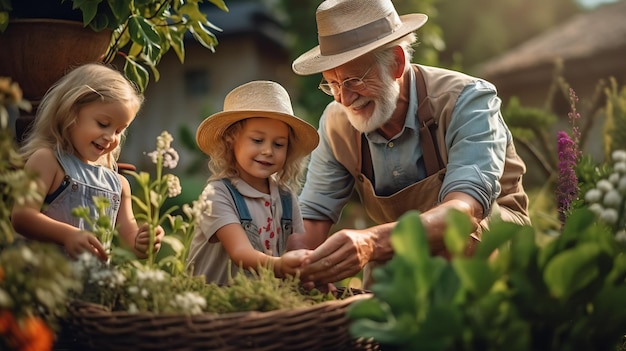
left=318, top=11, right=402, bottom=56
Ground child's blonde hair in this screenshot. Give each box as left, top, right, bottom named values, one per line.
left=207, top=119, right=308, bottom=194
left=19, top=62, right=144, bottom=170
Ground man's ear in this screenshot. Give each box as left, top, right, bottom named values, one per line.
left=392, top=46, right=406, bottom=78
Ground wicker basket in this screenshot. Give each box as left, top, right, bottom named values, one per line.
left=61, top=288, right=379, bottom=351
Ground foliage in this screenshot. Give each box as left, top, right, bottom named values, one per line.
left=0, top=0, right=229, bottom=92
left=504, top=95, right=559, bottom=180
left=74, top=253, right=334, bottom=315
left=348, top=209, right=626, bottom=351
left=348, top=83, right=626, bottom=350
left=0, top=79, right=81, bottom=351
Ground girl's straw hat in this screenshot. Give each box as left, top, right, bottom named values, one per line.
left=292, top=0, right=428, bottom=75
left=196, top=81, right=319, bottom=159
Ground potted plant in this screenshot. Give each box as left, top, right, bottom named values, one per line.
left=0, top=0, right=228, bottom=94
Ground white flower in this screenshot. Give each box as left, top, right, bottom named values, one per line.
left=611, top=150, right=626, bottom=163
left=614, top=161, right=626, bottom=175
left=171, top=292, right=207, bottom=315
left=128, top=303, right=138, bottom=314
left=596, top=179, right=614, bottom=192
left=146, top=150, right=159, bottom=165
left=166, top=174, right=182, bottom=198
left=609, top=173, right=620, bottom=185
left=600, top=208, right=619, bottom=225
left=584, top=188, right=603, bottom=203
left=161, top=148, right=179, bottom=169
left=156, top=131, right=174, bottom=150
left=603, top=189, right=622, bottom=208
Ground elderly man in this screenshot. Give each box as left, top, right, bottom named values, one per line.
left=288, top=0, right=531, bottom=287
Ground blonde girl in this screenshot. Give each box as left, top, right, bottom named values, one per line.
left=11, top=63, right=163, bottom=260
left=188, top=80, right=320, bottom=284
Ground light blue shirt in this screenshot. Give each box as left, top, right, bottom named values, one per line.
left=299, top=67, right=510, bottom=223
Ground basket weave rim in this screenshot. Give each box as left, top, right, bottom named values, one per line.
left=69, top=289, right=372, bottom=319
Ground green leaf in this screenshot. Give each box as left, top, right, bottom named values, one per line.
left=123, top=58, right=150, bottom=92
left=452, top=258, right=495, bottom=296
left=347, top=298, right=388, bottom=322
left=207, top=0, right=229, bottom=12
left=0, top=12, right=9, bottom=32
left=168, top=26, right=186, bottom=63
left=107, top=0, right=131, bottom=24
left=443, top=209, right=473, bottom=257
left=543, top=243, right=604, bottom=300
left=391, top=211, right=430, bottom=266
left=130, top=195, right=149, bottom=213
left=474, top=221, right=531, bottom=260
left=71, top=0, right=102, bottom=27
left=190, top=22, right=218, bottom=51
left=128, top=15, right=160, bottom=47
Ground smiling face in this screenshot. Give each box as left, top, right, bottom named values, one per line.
left=69, top=101, right=135, bottom=163
left=322, top=55, right=401, bottom=133
left=232, top=117, right=290, bottom=193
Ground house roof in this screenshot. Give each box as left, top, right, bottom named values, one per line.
left=478, top=0, right=626, bottom=78
left=200, top=1, right=287, bottom=48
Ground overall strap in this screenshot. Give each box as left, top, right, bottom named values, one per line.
left=279, top=191, right=292, bottom=221
left=279, top=190, right=293, bottom=236
left=222, top=178, right=252, bottom=222
left=414, top=67, right=445, bottom=176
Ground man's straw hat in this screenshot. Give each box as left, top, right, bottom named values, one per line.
left=292, top=0, right=428, bottom=75
left=196, top=81, right=319, bottom=159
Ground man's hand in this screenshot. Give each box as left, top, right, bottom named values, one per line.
left=299, top=228, right=378, bottom=285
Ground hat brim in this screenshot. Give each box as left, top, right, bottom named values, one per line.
left=292, top=14, right=428, bottom=75
left=196, top=110, right=320, bottom=160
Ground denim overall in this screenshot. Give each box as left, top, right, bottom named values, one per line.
left=43, top=151, right=122, bottom=231
left=222, top=178, right=293, bottom=255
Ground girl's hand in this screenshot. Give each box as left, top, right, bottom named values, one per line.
left=277, top=249, right=312, bottom=277
left=134, top=223, right=164, bottom=255
left=64, top=230, right=108, bottom=261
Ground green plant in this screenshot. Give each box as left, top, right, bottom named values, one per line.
left=0, top=78, right=81, bottom=350
left=348, top=209, right=626, bottom=351
left=0, top=0, right=229, bottom=92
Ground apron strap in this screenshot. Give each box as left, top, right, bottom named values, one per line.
left=414, top=66, right=445, bottom=177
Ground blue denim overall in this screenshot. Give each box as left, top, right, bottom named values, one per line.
left=222, top=178, right=293, bottom=255
left=43, top=151, right=122, bottom=231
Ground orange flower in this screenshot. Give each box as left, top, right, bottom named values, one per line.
left=3, top=315, right=53, bottom=351
left=19, top=316, right=53, bottom=351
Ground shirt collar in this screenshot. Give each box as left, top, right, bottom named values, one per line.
left=230, top=176, right=280, bottom=200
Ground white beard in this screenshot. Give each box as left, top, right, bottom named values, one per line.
left=344, top=69, right=400, bottom=134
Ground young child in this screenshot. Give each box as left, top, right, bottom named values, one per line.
left=187, top=80, right=320, bottom=285
left=11, top=63, right=164, bottom=261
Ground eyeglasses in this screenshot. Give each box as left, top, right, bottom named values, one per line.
left=318, top=66, right=373, bottom=96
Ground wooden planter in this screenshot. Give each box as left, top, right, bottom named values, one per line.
left=0, top=19, right=111, bottom=102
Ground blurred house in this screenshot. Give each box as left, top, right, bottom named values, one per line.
left=477, top=0, right=626, bottom=113
left=120, top=1, right=295, bottom=174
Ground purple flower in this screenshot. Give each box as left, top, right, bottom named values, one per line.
left=556, top=131, right=579, bottom=225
